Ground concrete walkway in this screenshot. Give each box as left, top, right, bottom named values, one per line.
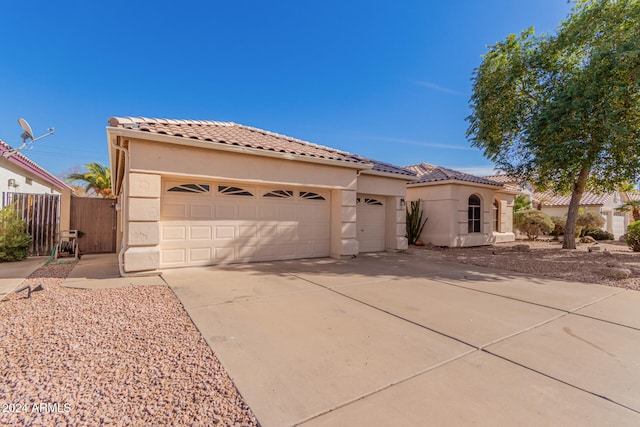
left=163, top=252, right=640, bottom=426
left=0, top=257, right=47, bottom=299
left=62, top=253, right=166, bottom=289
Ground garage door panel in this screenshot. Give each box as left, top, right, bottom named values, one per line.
left=238, top=206, right=257, bottom=219
left=162, top=248, right=186, bottom=264
left=160, top=182, right=331, bottom=267
left=278, top=206, right=297, bottom=220
left=215, top=205, right=236, bottom=219
left=238, top=245, right=257, bottom=259
left=162, top=225, right=187, bottom=240
left=215, top=247, right=235, bottom=262
left=213, top=225, right=235, bottom=239
left=259, top=205, right=278, bottom=219
left=162, top=203, right=187, bottom=219
left=278, top=224, right=298, bottom=239
left=190, top=247, right=211, bottom=262
left=190, top=226, right=212, bottom=240
left=239, top=225, right=258, bottom=238
left=191, top=204, right=212, bottom=218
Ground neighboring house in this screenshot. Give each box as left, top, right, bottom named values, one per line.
left=406, top=163, right=517, bottom=247
left=0, top=139, right=73, bottom=255
left=107, top=117, right=414, bottom=273
left=533, top=190, right=630, bottom=238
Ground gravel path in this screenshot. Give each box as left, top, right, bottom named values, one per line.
left=408, top=239, right=640, bottom=291
left=0, top=262, right=257, bottom=426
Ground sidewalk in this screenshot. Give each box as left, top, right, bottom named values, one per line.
left=0, top=257, right=47, bottom=299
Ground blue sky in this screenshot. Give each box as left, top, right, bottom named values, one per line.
left=0, top=0, right=573, bottom=178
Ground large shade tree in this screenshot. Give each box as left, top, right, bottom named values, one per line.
left=467, top=0, right=640, bottom=249
left=66, top=162, right=113, bottom=198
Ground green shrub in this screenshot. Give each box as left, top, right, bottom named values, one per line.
left=513, top=209, right=554, bottom=240
left=584, top=229, right=614, bottom=241
left=406, top=200, right=428, bottom=245
left=0, top=204, right=32, bottom=262
left=576, top=211, right=605, bottom=236
left=625, top=220, right=640, bottom=252
left=550, top=216, right=566, bottom=236
left=513, top=195, right=531, bottom=212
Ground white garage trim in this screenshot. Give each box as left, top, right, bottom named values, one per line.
left=357, top=194, right=386, bottom=252
left=159, top=180, right=330, bottom=267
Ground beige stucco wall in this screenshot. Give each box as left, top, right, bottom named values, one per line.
left=123, top=172, right=161, bottom=272
left=115, top=138, right=409, bottom=271
left=358, top=173, right=409, bottom=252
left=407, top=183, right=515, bottom=247
left=129, top=139, right=357, bottom=189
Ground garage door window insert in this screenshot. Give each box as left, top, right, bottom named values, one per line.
left=168, top=184, right=210, bottom=193
left=218, top=186, right=254, bottom=196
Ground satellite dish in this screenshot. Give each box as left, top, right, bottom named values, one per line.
left=2, top=118, right=55, bottom=158
left=18, top=118, right=34, bottom=141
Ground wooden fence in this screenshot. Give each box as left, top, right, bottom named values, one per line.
left=70, top=197, right=117, bottom=254
left=2, top=192, right=61, bottom=256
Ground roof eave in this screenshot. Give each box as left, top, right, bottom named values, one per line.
left=106, top=127, right=373, bottom=172
left=407, top=178, right=503, bottom=190
left=360, top=168, right=415, bottom=180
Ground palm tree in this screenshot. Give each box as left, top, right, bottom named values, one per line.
left=616, top=199, right=640, bottom=222
left=66, top=162, right=113, bottom=198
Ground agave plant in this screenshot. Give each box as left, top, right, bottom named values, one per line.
left=406, top=199, right=428, bottom=245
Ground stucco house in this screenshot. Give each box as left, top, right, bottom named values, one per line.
left=0, top=139, right=72, bottom=255
left=406, top=163, right=517, bottom=247
left=534, top=190, right=631, bottom=238
left=107, top=117, right=414, bottom=273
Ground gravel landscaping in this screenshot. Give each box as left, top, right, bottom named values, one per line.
left=0, top=262, right=257, bottom=426
left=408, top=239, right=640, bottom=291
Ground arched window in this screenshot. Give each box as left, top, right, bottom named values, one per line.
left=493, top=199, right=500, bottom=232
left=468, top=195, right=481, bottom=233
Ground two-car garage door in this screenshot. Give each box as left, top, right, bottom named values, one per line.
left=160, top=181, right=330, bottom=267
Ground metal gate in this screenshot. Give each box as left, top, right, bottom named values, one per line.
left=2, top=192, right=61, bottom=256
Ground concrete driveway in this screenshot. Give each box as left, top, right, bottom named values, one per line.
left=163, top=252, right=640, bottom=426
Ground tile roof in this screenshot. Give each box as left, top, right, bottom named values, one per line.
left=534, top=190, right=612, bottom=206
left=108, top=117, right=414, bottom=177
left=484, top=174, right=517, bottom=184
left=406, top=163, right=502, bottom=187
left=0, top=139, right=70, bottom=190
left=627, top=191, right=640, bottom=201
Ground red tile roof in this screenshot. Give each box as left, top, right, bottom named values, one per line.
left=0, top=139, right=70, bottom=190
left=108, top=117, right=414, bottom=177
left=534, top=190, right=612, bottom=206
left=406, top=163, right=502, bottom=187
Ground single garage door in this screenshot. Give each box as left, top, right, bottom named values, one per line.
left=160, top=181, right=330, bottom=267
left=357, top=194, right=386, bottom=252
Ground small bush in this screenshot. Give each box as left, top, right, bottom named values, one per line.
left=625, top=221, right=640, bottom=252
left=550, top=216, right=566, bottom=236
left=576, top=211, right=605, bottom=237
left=584, top=229, right=614, bottom=241
left=513, top=209, right=554, bottom=240
left=0, top=204, right=32, bottom=262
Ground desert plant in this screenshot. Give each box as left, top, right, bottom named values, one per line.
left=406, top=200, right=428, bottom=245
left=616, top=199, right=640, bottom=222
left=513, top=209, right=554, bottom=240
left=0, top=204, right=32, bottom=262
left=576, top=211, right=605, bottom=236
left=550, top=216, right=566, bottom=236
left=625, top=221, right=640, bottom=252
left=513, top=195, right=531, bottom=212
left=584, top=229, right=614, bottom=241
